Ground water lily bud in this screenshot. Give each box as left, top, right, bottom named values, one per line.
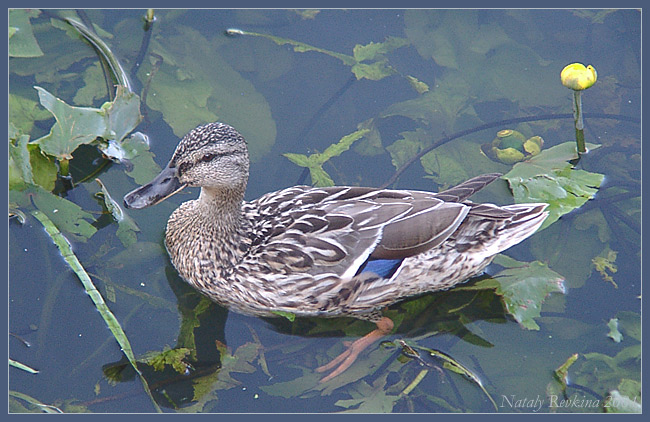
left=481, top=130, right=544, bottom=164
left=494, top=147, right=525, bottom=164
left=494, top=129, right=526, bottom=152
left=561, top=63, right=597, bottom=91
left=523, top=136, right=544, bottom=156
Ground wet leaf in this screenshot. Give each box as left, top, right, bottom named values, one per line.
left=33, top=86, right=142, bottom=160
left=380, top=71, right=472, bottom=131
left=9, top=358, right=39, bottom=374
left=607, top=318, right=622, bottom=343
left=615, top=311, right=640, bottom=342
left=592, top=248, right=618, bottom=287
left=351, top=60, right=394, bottom=81
left=73, top=61, right=107, bottom=105
left=95, top=178, right=141, bottom=248
left=9, top=130, right=57, bottom=192
left=352, top=37, right=408, bottom=62
left=553, top=353, right=578, bottom=392
left=233, top=29, right=355, bottom=66
left=9, top=391, right=61, bottom=413
left=405, top=75, right=430, bottom=94
left=189, top=342, right=261, bottom=406
left=8, top=9, right=44, bottom=58
left=10, top=185, right=97, bottom=241
left=504, top=142, right=604, bottom=230
left=9, top=134, right=34, bottom=187
left=458, top=254, right=566, bottom=330
left=284, top=129, right=369, bottom=186
left=271, top=310, right=296, bottom=321
left=143, top=347, right=192, bottom=374
left=398, top=340, right=498, bottom=411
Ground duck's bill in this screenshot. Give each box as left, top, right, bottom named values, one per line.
left=123, top=165, right=186, bottom=209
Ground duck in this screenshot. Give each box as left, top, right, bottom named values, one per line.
left=124, top=122, right=548, bottom=383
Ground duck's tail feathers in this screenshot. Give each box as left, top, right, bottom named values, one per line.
left=436, top=173, right=503, bottom=203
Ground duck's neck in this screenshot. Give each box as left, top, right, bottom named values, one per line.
left=195, top=186, right=246, bottom=234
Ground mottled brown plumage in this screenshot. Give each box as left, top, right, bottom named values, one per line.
left=124, top=122, right=548, bottom=382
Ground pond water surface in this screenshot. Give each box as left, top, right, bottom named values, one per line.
left=9, top=9, right=641, bottom=413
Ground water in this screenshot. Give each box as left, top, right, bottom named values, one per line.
left=9, top=9, right=641, bottom=413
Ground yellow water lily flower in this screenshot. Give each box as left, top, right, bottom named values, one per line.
left=561, top=63, right=597, bottom=91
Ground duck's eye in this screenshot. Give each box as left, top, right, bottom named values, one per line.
left=200, top=153, right=219, bottom=163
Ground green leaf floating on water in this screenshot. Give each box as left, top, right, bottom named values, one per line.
left=503, top=142, right=604, bottom=230
left=144, top=26, right=276, bottom=162
left=231, top=29, right=408, bottom=81
left=32, top=85, right=142, bottom=160
left=607, top=318, right=623, bottom=343
left=458, top=254, right=566, bottom=330
left=10, top=185, right=97, bottom=242
left=284, top=129, right=369, bottom=186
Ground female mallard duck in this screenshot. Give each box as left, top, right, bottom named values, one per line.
left=124, top=122, right=548, bottom=382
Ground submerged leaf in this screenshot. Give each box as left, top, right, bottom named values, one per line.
left=397, top=340, right=498, bottom=411
left=144, top=26, right=275, bottom=162
left=8, top=9, right=44, bottom=58
left=8, top=93, right=52, bottom=134
left=572, top=345, right=641, bottom=402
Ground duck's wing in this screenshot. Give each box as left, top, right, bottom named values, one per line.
left=245, top=186, right=470, bottom=279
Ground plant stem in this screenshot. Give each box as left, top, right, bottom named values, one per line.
left=573, top=91, right=586, bottom=153
left=59, top=158, right=69, bottom=177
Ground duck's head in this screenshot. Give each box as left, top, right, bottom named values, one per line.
left=124, top=122, right=249, bottom=209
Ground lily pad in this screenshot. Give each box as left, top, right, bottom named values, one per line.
left=503, top=142, right=604, bottom=230
left=457, top=254, right=566, bottom=330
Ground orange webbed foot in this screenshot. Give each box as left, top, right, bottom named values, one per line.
left=316, top=317, right=394, bottom=383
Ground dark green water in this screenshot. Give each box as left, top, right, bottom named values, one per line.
left=9, top=9, right=640, bottom=413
